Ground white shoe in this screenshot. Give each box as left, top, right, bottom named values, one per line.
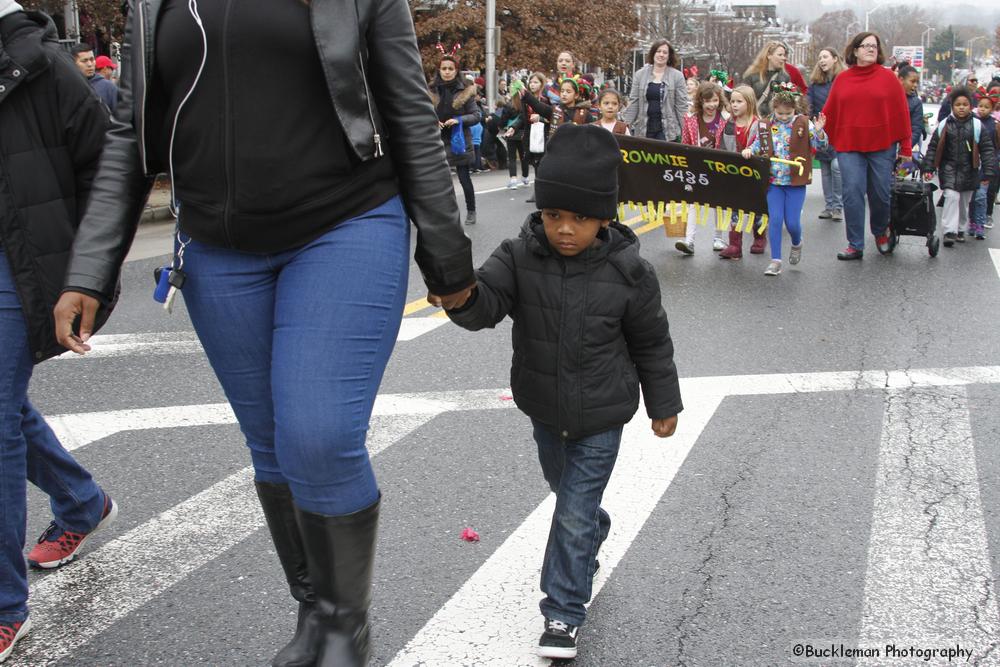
left=522, top=177, right=531, bottom=187
left=675, top=240, right=694, bottom=255
left=764, top=260, right=782, bottom=276
left=507, top=178, right=519, bottom=190
left=789, top=243, right=802, bottom=265
left=712, top=237, right=726, bottom=251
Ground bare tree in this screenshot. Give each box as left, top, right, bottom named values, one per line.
left=412, top=0, right=638, bottom=75
left=809, top=9, right=859, bottom=61
left=867, top=5, right=933, bottom=53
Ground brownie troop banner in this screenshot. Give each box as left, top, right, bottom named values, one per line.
left=615, top=134, right=772, bottom=233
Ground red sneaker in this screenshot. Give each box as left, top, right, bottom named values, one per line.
left=27, top=494, right=117, bottom=569
left=0, top=618, right=31, bottom=663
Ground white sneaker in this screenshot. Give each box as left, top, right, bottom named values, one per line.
left=507, top=178, right=519, bottom=190
left=522, top=177, right=531, bottom=187
left=789, top=243, right=802, bottom=265
left=712, top=237, right=726, bottom=251
left=764, top=260, right=782, bottom=276
left=675, top=240, right=694, bottom=255
left=986, top=216, right=994, bottom=230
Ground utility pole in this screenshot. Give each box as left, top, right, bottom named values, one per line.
left=64, top=0, right=80, bottom=42
left=485, top=0, right=496, bottom=111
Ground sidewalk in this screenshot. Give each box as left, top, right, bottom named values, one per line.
left=139, top=167, right=521, bottom=225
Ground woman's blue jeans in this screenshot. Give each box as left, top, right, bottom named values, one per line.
left=179, top=196, right=410, bottom=516
left=532, top=419, right=623, bottom=627
left=0, top=251, right=105, bottom=624
left=838, top=146, right=896, bottom=251
left=819, top=156, right=843, bottom=211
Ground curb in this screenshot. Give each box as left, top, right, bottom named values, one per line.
left=140, top=206, right=174, bottom=224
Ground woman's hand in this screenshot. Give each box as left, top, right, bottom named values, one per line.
left=741, top=148, right=753, bottom=159
left=443, top=118, right=458, bottom=128
left=530, top=114, right=541, bottom=124
left=652, top=416, right=678, bottom=438
left=427, top=285, right=475, bottom=311
left=814, top=112, right=826, bottom=132
left=53, top=291, right=100, bottom=354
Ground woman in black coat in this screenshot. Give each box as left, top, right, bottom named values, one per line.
left=54, top=1, right=476, bottom=665
left=431, top=55, right=481, bottom=224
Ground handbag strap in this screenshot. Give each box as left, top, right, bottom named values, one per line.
left=756, top=71, right=781, bottom=109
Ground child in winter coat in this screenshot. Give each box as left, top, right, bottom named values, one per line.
left=966, top=89, right=998, bottom=239
left=676, top=82, right=729, bottom=254
left=742, top=85, right=829, bottom=276
left=597, top=88, right=630, bottom=135
left=719, top=85, right=764, bottom=259
left=524, top=75, right=596, bottom=130
left=435, top=124, right=682, bottom=661
left=922, top=87, right=998, bottom=246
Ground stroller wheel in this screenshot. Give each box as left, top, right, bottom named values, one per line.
left=928, top=235, right=940, bottom=257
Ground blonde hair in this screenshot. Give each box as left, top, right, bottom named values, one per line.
left=809, top=48, right=844, bottom=85
left=744, top=41, right=786, bottom=79
left=729, top=85, right=758, bottom=121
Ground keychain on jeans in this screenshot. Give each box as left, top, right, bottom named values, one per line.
left=153, top=228, right=190, bottom=314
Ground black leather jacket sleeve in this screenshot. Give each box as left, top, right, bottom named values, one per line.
left=63, top=7, right=154, bottom=300
left=365, top=0, right=474, bottom=295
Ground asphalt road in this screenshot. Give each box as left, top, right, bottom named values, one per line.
left=12, top=167, right=1000, bottom=667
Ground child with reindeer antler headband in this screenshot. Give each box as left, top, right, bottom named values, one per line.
left=742, top=83, right=829, bottom=276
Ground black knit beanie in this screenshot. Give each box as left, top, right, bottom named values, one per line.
left=534, top=124, right=621, bottom=220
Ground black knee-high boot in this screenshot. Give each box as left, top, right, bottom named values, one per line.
left=295, top=497, right=379, bottom=667
left=255, top=481, right=321, bottom=667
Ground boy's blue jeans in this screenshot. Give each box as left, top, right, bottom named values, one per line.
left=0, top=250, right=105, bottom=624
left=532, top=419, right=623, bottom=627
left=179, top=196, right=409, bottom=516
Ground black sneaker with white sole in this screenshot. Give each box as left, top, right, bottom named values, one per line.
left=538, top=618, right=578, bottom=659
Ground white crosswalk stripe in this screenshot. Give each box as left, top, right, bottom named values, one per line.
left=51, top=317, right=451, bottom=362
left=16, top=365, right=1000, bottom=665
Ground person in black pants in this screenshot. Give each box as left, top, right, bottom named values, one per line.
left=432, top=56, right=481, bottom=225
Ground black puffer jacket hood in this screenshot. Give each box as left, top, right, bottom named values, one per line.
left=448, top=212, right=683, bottom=438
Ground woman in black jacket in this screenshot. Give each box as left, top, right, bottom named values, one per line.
left=53, top=1, right=475, bottom=665
left=431, top=55, right=481, bottom=225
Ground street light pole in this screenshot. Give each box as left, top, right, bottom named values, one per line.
left=845, top=20, right=860, bottom=44
left=485, top=0, right=497, bottom=111
left=864, top=2, right=885, bottom=32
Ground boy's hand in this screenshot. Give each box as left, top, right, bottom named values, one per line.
left=652, top=416, right=678, bottom=438
left=427, top=285, right=475, bottom=310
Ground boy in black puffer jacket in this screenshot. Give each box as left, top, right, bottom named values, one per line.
left=438, top=124, right=683, bottom=660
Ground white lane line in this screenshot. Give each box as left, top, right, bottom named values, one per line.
left=52, top=332, right=203, bottom=361
left=396, top=317, right=448, bottom=341
left=51, top=319, right=451, bottom=362
left=388, top=393, right=724, bottom=666
left=990, top=248, right=1000, bottom=281
left=13, top=410, right=447, bottom=667
left=44, top=366, right=1000, bottom=453
left=45, top=389, right=517, bottom=452
left=858, top=387, right=1000, bottom=663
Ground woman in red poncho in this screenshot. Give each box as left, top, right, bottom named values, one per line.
left=823, top=32, right=913, bottom=260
